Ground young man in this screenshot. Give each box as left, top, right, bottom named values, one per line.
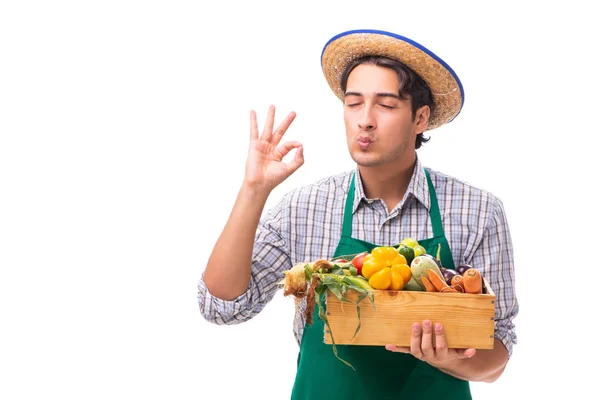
left=198, top=29, right=518, bottom=399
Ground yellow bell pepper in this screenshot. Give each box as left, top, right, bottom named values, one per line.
left=361, top=246, right=411, bottom=290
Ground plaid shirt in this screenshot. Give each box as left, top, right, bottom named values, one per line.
left=197, top=156, right=518, bottom=357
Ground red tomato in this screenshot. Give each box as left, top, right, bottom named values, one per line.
left=331, top=258, right=349, bottom=263
left=351, top=252, right=369, bottom=276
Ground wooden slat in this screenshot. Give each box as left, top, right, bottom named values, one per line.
left=324, top=281, right=495, bottom=349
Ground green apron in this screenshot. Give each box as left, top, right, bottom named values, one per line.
left=290, top=169, right=471, bottom=399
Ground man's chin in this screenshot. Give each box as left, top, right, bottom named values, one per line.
left=350, top=152, right=381, bottom=168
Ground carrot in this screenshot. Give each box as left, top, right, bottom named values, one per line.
left=463, top=268, right=482, bottom=294
left=440, top=286, right=458, bottom=293
left=421, top=276, right=437, bottom=292
left=452, top=284, right=464, bottom=293
left=427, top=268, right=449, bottom=292
left=451, top=275, right=465, bottom=291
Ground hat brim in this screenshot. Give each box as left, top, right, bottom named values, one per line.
left=321, top=29, right=464, bottom=131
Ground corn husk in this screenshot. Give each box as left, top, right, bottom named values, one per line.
left=281, top=260, right=332, bottom=298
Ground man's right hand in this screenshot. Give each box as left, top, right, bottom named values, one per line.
left=244, top=105, right=304, bottom=193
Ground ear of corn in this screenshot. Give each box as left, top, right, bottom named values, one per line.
left=280, top=259, right=375, bottom=370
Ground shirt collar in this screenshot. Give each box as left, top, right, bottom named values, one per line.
left=352, top=154, right=431, bottom=214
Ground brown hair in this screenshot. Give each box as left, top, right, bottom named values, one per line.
left=340, top=56, right=434, bottom=149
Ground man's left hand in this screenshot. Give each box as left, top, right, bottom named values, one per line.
left=385, top=320, right=476, bottom=368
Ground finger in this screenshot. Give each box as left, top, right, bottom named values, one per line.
left=410, top=322, right=423, bottom=359
left=250, top=110, right=259, bottom=141
left=459, top=348, right=477, bottom=359
left=275, top=141, right=302, bottom=161
left=271, top=111, right=297, bottom=146
left=286, top=145, right=304, bottom=175
left=385, top=345, right=410, bottom=353
left=261, top=105, right=276, bottom=142
left=421, top=320, right=434, bottom=359
left=275, top=142, right=304, bottom=176
left=434, top=323, right=448, bottom=359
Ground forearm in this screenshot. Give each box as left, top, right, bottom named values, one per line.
left=436, top=339, right=508, bottom=382
left=203, top=182, right=270, bottom=300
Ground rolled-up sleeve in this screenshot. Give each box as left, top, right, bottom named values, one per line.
left=469, top=197, right=518, bottom=358
left=197, top=196, right=293, bottom=325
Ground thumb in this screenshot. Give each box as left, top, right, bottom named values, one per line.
left=460, top=348, right=476, bottom=359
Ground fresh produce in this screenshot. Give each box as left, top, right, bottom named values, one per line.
left=426, top=268, right=454, bottom=292
left=421, top=276, right=437, bottom=292
left=411, top=264, right=488, bottom=295
left=456, top=264, right=488, bottom=293
left=403, top=276, right=424, bottom=291
left=451, top=275, right=465, bottom=292
left=331, top=258, right=349, bottom=263
left=323, top=240, right=491, bottom=296
left=361, top=246, right=411, bottom=290
left=400, top=237, right=419, bottom=248
left=452, top=283, right=465, bottom=293
left=440, top=267, right=459, bottom=285
left=456, top=264, right=472, bottom=276
left=453, top=284, right=465, bottom=293
left=283, top=260, right=372, bottom=300
left=419, top=253, right=443, bottom=268
left=397, top=237, right=425, bottom=260
left=351, top=251, right=368, bottom=276
left=282, top=258, right=376, bottom=369
left=369, top=268, right=392, bottom=290
left=280, top=244, right=492, bottom=369
left=410, top=254, right=444, bottom=291
left=440, top=286, right=459, bottom=293
left=413, top=244, right=426, bottom=257
left=396, top=238, right=420, bottom=289
left=396, top=244, right=415, bottom=265
left=463, top=267, right=483, bottom=294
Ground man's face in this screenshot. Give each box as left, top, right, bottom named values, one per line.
left=343, top=64, right=427, bottom=169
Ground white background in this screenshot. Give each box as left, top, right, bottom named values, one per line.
left=1, top=1, right=598, bottom=399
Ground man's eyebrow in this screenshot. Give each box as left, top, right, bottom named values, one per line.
left=375, top=93, right=402, bottom=100
left=344, top=92, right=402, bottom=100
left=344, top=91, right=363, bottom=98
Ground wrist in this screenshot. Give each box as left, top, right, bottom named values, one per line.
left=240, top=181, right=271, bottom=203
left=429, top=355, right=469, bottom=374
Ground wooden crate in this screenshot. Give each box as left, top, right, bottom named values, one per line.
left=324, top=279, right=496, bottom=349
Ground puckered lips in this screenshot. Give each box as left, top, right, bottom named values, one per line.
left=357, top=135, right=372, bottom=150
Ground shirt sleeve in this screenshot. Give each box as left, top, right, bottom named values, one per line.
left=468, top=196, right=519, bottom=358
left=197, top=196, right=293, bottom=325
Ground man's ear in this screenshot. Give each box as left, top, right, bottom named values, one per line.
left=414, top=105, right=430, bottom=134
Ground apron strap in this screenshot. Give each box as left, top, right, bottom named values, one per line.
left=341, top=173, right=356, bottom=238
left=424, top=169, right=445, bottom=239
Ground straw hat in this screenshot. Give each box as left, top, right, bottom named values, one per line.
left=321, top=29, right=464, bottom=131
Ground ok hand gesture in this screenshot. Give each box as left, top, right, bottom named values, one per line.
left=244, top=105, right=304, bottom=193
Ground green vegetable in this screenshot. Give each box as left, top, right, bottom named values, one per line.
left=410, top=254, right=444, bottom=291
left=403, top=276, right=424, bottom=291
left=397, top=244, right=415, bottom=265
left=299, top=265, right=376, bottom=370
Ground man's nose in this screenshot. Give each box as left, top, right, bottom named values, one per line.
left=358, top=105, right=376, bottom=131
